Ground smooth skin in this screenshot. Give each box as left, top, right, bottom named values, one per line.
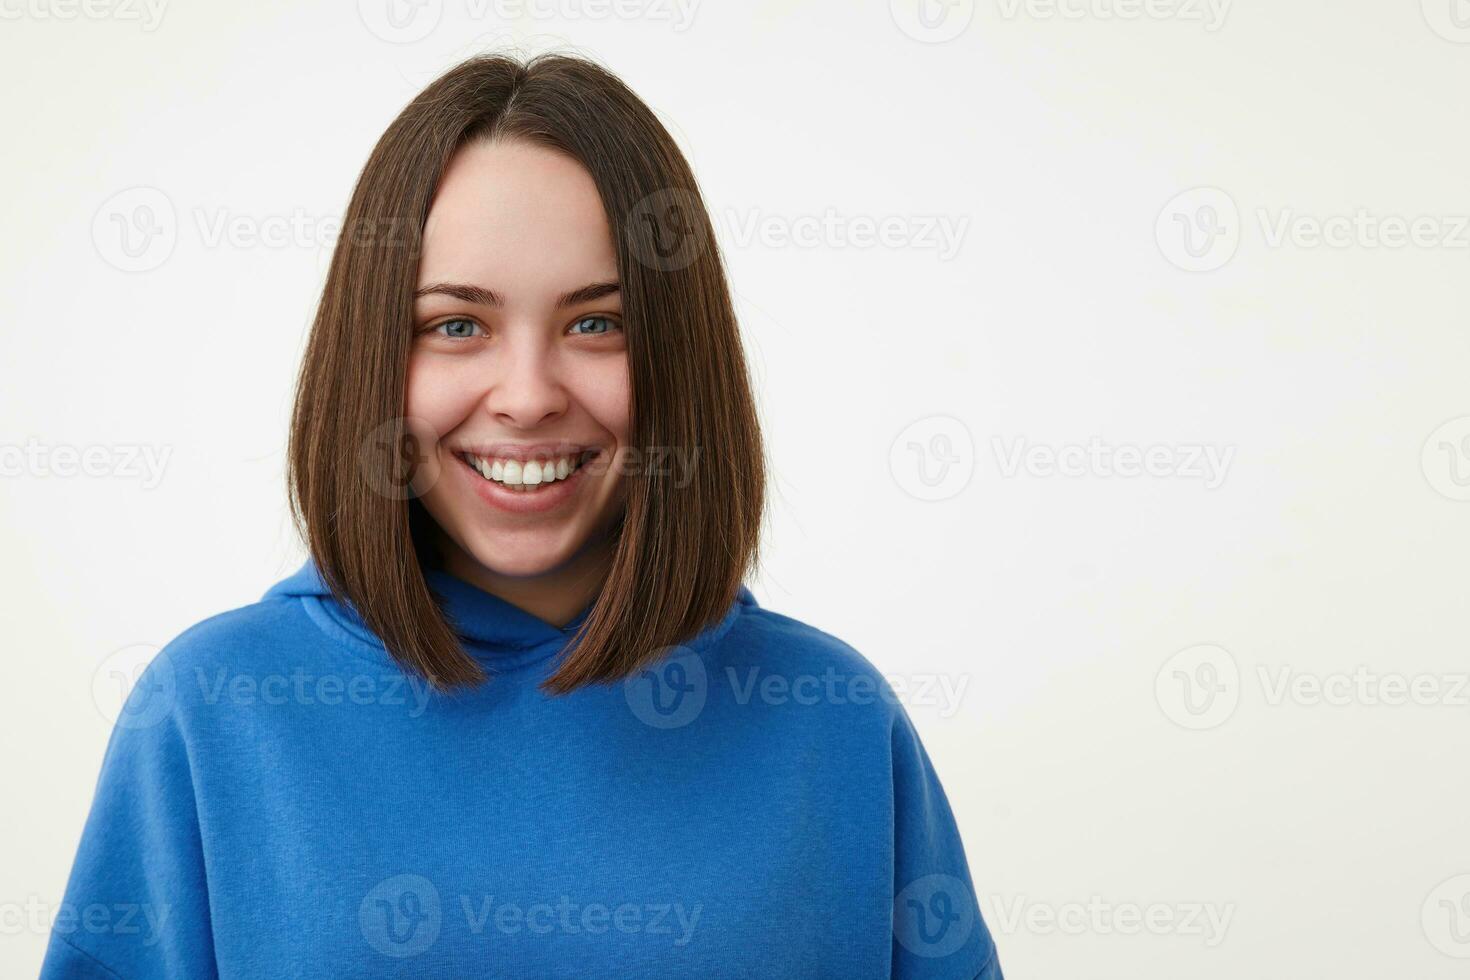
left=407, top=138, right=631, bottom=627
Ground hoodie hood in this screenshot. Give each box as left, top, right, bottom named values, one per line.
left=263, top=557, right=756, bottom=672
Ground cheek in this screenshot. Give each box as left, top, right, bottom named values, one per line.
left=566, top=357, right=631, bottom=444
left=404, top=353, right=481, bottom=434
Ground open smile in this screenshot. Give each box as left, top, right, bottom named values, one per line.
left=453, top=447, right=603, bottom=514
left=457, top=448, right=599, bottom=491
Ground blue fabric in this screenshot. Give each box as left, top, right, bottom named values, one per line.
left=43, top=559, right=1003, bottom=978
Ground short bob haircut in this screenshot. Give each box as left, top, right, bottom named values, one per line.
left=287, top=52, right=765, bottom=696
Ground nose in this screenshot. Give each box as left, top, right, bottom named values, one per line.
left=480, top=331, right=568, bottom=430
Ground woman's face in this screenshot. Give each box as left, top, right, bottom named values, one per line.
left=406, top=138, right=630, bottom=580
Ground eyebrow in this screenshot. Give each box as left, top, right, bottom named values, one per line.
left=413, top=280, right=621, bottom=309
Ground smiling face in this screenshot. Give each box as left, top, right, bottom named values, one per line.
left=406, top=138, right=631, bottom=595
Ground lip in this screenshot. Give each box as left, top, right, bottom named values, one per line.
left=455, top=442, right=594, bottom=462
left=452, top=448, right=598, bottom=515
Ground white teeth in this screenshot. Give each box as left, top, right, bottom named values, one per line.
left=462, top=451, right=587, bottom=489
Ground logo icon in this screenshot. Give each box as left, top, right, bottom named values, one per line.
left=624, top=646, right=707, bottom=728
left=357, top=0, right=442, bottom=43
left=1423, top=874, right=1470, bottom=957
left=626, top=188, right=708, bottom=272
left=890, top=0, right=975, bottom=43
left=360, top=874, right=441, bottom=958
left=889, top=415, right=974, bottom=502
left=92, top=187, right=177, bottom=273
left=1156, top=187, right=1240, bottom=272
left=92, top=643, right=174, bottom=730
left=358, top=416, right=443, bottom=500
left=1155, top=643, right=1239, bottom=730
left=1422, top=416, right=1470, bottom=501
left=1422, top=0, right=1470, bottom=42
left=893, top=873, right=976, bottom=958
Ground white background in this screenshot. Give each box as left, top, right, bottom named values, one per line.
left=3, top=1, right=1469, bottom=976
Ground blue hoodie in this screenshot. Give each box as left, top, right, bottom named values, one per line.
left=42, top=560, right=1003, bottom=979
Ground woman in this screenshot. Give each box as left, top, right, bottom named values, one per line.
left=43, top=53, right=1003, bottom=979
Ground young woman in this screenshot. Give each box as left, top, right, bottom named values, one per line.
left=43, top=53, right=1003, bottom=979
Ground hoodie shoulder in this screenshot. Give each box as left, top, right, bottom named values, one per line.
left=163, top=587, right=318, bottom=666
left=717, top=602, right=905, bottom=719
left=732, top=603, right=878, bottom=669
left=124, top=568, right=354, bottom=717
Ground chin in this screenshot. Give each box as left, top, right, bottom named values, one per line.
left=458, top=531, right=583, bottom=580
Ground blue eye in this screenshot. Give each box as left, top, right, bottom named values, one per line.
left=434, top=318, right=482, bottom=339
left=569, top=315, right=619, bottom=336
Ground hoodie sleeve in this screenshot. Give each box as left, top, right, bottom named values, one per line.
left=40, top=654, right=218, bottom=979
left=889, top=700, right=1003, bottom=979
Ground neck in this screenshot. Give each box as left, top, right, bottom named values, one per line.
left=432, top=529, right=615, bottom=628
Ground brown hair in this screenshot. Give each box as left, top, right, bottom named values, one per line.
left=287, top=52, right=765, bottom=695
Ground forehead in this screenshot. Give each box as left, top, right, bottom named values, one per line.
left=417, top=138, right=616, bottom=295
